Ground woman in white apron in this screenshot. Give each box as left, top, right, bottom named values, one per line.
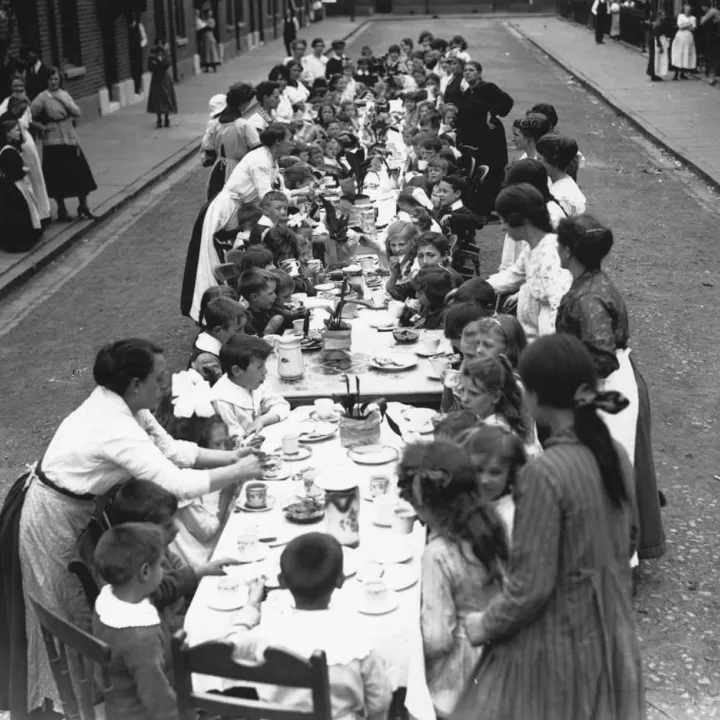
left=556, top=214, right=666, bottom=561
left=0, top=83, right=51, bottom=224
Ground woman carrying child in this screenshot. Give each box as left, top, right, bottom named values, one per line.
left=398, top=440, right=507, bottom=718
left=0, top=339, right=264, bottom=717
left=455, top=334, right=644, bottom=720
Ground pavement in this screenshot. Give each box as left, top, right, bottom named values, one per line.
left=0, top=16, right=367, bottom=299
left=510, top=16, right=720, bottom=190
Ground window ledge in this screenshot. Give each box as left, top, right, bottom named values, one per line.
left=237, top=22, right=246, bottom=28
left=176, top=36, right=189, bottom=47
left=64, top=66, right=86, bottom=79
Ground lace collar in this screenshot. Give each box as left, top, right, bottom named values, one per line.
left=94, top=585, right=160, bottom=629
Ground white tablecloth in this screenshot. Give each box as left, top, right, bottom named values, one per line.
left=183, top=406, right=436, bottom=720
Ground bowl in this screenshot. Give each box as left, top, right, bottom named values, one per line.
left=393, top=328, right=419, bottom=345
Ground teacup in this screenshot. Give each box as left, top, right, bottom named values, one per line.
left=314, top=398, right=335, bottom=419
left=282, top=430, right=300, bottom=455
left=292, top=318, right=305, bottom=335
left=392, top=503, right=416, bottom=535
left=429, top=356, right=450, bottom=381
left=245, top=482, right=268, bottom=509
left=362, top=580, right=390, bottom=611
left=217, top=576, right=241, bottom=595
left=281, top=259, right=300, bottom=277
left=417, top=159, right=428, bottom=171
left=443, top=369, right=462, bottom=390
left=236, top=531, right=260, bottom=560
left=359, top=256, right=376, bottom=270
left=370, top=475, right=390, bottom=498
left=374, top=494, right=397, bottom=526
left=387, top=300, right=405, bottom=319
left=418, top=336, right=440, bottom=356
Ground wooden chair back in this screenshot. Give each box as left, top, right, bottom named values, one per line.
left=213, top=263, right=242, bottom=283
left=171, top=633, right=332, bottom=720
left=68, top=514, right=108, bottom=607
left=29, top=597, right=118, bottom=720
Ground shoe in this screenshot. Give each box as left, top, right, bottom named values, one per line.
left=156, top=120, right=162, bottom=129
left=77, top=206, right=98, bottom=220
left=56, top=210, right=71, bottom=222
left=164, top=117, right=170, bottom=128
left=650, top=75, right=663, bottom=81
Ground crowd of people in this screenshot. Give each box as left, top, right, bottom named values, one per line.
left=0, top=26, right=667, bottom=720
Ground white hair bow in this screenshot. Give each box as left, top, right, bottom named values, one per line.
left=171, top=369, right=216, bottom=419
left=287, top=212, right=308, bottom=228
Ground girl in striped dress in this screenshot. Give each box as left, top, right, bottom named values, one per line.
left=455, top=333, right=644, bottom=720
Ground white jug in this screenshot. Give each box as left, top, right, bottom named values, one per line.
left=276, top=334, right=304, bottom=381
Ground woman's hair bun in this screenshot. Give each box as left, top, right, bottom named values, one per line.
left=93, top=339, right=163, bottom=396
left=557, top=214, right=613, bottom=269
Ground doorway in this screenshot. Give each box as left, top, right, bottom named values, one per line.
left=375, top=0, right=392, bottom=11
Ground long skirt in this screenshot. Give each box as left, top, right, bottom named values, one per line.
left=206, top=156, right=239, bottom=203
left=42, top=144, right=97, bottom=200
left=21, top=129, right=51, bottom=220
left=655, top=36, right=670, bottom=77
left=201, top=32, right=221, bottom=69
left=181, top=188, right=239, bottom=322
left=671, top=29, right=697, bottom=70
left=0, top=176, right=42, bottom=253
left=610, top=12, right=620, bottom=37
left=18, top=479, right=96, bottom=715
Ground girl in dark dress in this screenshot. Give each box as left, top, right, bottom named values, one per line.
left=0, top=117, right=42, bottom=253
left=455, top=61, right=514, bottom=220
left=147, top=39, right=178, bottom=129
left=555, top=214, right=666, bottom=560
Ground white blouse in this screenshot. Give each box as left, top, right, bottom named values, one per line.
left=40, top=386, right=210, bottom=498
left=487, top=233, right=572, bottom=341
left=550, top=176, right=586, bottom=217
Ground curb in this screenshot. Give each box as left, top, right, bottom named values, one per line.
left=0, top=18, right=370, bottom=302
left=511, top=21, right=720, bottom=194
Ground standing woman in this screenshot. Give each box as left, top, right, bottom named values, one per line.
left=0, top=339, right=263, bottom=718
left=486, top=184, right=572, bottom=341
left=455, top=60, right=514, bottom=221
left=555, top=214, right=666, bottom=560
left=198, top=9, right=221, bottom=72
left=147, top=38, right=178, bottom=128
left=456, top=333, right=644, bottom=720
left=672, top=5, right=698, bottom=80
left=201, top=82, right=259, bottom=202
left=591, top=0, right=609, bottom=43
left=0, top=117, right=42, bottom=252
left=0, top=84, right=51, bottom=225
left=536, top=134, right=586, bottom=217
left=30, top=67, right=97, bottom=221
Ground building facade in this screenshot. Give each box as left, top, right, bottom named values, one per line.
left=2, top=0, right=313, bottom=117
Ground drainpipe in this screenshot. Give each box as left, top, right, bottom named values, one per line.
left=167, top=0, right=179, bottom=82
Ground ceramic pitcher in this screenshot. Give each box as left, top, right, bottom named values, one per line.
left=323, top=482, right=360, bottom=548
left=276, top=334, right=304, bottom=381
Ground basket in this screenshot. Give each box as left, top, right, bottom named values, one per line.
left=338, top=410, right=382, bottom=449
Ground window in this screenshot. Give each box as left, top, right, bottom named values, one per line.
left=59, top=0, right=81, bottom=66
left=174, top=0, right=187, bottom=39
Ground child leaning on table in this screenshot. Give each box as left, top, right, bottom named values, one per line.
left=238, top=268, right=284, bottom=337
left=397, top=441, right=507, bottom=719
left=92, top=523, right=181, bottom=720
left=225, top=533, right=393, bottom=720
left=211, top=333, right=290, bottom=446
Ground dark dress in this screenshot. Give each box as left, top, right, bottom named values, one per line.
left=147, top=47, right=178, bottom=116
left=556, top=268, right=666, bottom=559
left=456, top=433, right=644, bottom=720
left=595, top=0, right=609, bottom=42
left=455, top=81, right=514, bottom=217
left=0, top=145, right=41, bottom=253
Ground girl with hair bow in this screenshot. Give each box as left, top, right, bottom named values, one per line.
left=155, top=369, right=241, bottom=568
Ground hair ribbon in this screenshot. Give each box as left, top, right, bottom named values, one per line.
left=171, top=369, right=216, bottom=419
left=573, top=383, right=629, bottom=415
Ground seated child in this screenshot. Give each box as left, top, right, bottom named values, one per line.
left=385, top=220, right=420, bottom=284
left=407, top=157, right=449, bottom=203
left=270, top=269, right=309, bottom=332
left=446, top=277, right=496, bottom=314
left=462, top=315, right=528, bottom=371
left=237, top=246, right=275, bottom=273
left=459, top=354, right=534, bottom=451
left=397, top=441, right=506, bottom=718
left=188, top=296, right=247, bottom=385
left=406, top=267, right=454, bottom=330
left=155, top=374, right=238, bottom=569
left=262, top=225, right=300, bottom=265
left=434, top=176, right=484, bottom=243
left=238, top=268, right=283, bottom=337
left=226, top=533, right=393, bottom=720
left=248, top=191, right=289, bottom=247
left=432, top=409, right=479, bottom=444
left=211, top=334, right=290, bottom=445
left=463, top=425, right=527, bottom=540
left=92, top=523, right=181, bottom=720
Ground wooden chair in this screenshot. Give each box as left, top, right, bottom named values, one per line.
left=172, top=633, right=332, bottom=720
left=68, top=514, right=108, bottom=608
left=30, top=597, right=118, bottom=720
left=213, top=263, right=242, bottom=284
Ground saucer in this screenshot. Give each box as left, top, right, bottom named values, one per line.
left=281, top=446, right=312, bottom=461
left=298, top=422, right=338, bottom=443
left=372, top=543, right=413, bottom=565
left=234, top=544, right=269, bottom=564
left=309, top=409, right=343, bottom=424
left=355, top=590, right=400, bottom=616
left=236, top=496, right=276, bottom=513
left=348, top=444, right=399, bottom=466
left=206, top=585, right=249, bottom=611
left=262, top=466, right=292, bottom=481
left=414, top=347, right=442, bottom=358
left=382, top=564, right=418, bottom=591
left=314, top=282, right=336, bottom=292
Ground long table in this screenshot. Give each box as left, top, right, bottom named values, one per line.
left=183, top=406, right=436, bottom=720
left=265, top=311, right=450, bottom=407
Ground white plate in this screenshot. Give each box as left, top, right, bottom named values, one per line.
left=280, top=446, right=312, bottom=461
left=348, top=444, right=399, bottom=466
left=236, top=496, right=277, bottom=513
left=414, top=347, right=442, bottom=358
left=314, top=282, right=337, bottom=292
left=372, top=543, right=414, bottom=564
left=262, top=466, right=292, bottom=481
left=369, top=354, right=417, bottom=372
left=309, top=409, right=343, bottom=424
left=365, top=312, right=396, bottom=329
left=400, top=408, right=437, bottom=435
left=382, top=564, right=418, bottom=591
left=234, top=544, right=269, bottom=564
left=298, top=422, right=338, bottom=443
left=355, top=590, right=400, bottom=616
left=206, top=583, right=249, bottom=611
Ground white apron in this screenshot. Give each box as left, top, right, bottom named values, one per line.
left=597, top=347, right=640, bottom=567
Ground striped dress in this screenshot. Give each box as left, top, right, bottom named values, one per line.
left=455, top=433, right=644, bottom=720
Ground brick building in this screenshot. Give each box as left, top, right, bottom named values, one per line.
left=2, top=0, right=314, bottom=117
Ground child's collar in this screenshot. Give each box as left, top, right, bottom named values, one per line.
left=94, top=585, right=160, bottom=629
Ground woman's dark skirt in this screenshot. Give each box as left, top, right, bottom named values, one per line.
left=147, top=71, right=178, bottom=115
left=180, top=201, right=211, bottom=317
left=632, top=356, right=666, bottom=559
left=42, top=144, right=97, bottom=200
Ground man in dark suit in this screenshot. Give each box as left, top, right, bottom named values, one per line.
left=22, top=46, right=50, bottom=100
